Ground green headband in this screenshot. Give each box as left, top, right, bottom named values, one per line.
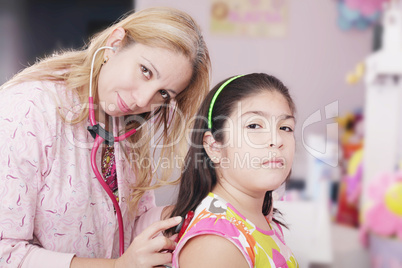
left=208, top=75, right=244, bottom=129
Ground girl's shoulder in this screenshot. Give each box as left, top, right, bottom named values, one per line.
left=178, top=193, right=240, bottom=244
left=173, top=194, right=254, bottom=267
left=175, top=233, right=251, bottom=268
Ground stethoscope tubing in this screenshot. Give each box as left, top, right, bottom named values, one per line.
left=88, top=46, right=135, bottom=257
left=88, top=46, right=157, bottom=257
left=90, top=134, right=126, bottom=256
left=89, top=94, right=139, bottom=257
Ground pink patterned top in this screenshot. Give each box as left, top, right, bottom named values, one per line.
left=0, top=81, right=162, bottom=267
left=172, top=193, right=299, bottom=268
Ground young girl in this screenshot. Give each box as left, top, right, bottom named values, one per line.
left=169, top=73, right=299, bottom=267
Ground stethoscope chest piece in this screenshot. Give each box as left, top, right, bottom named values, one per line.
left=175, top=210, right=194, bottom=243
left=87, top=124, right=115, bottom=146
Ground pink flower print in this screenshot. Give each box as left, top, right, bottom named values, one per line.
left=196, top=217, right=241, bottom=238
left=272, top=249, right=289, bottom=268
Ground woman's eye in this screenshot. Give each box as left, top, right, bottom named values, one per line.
left=159, top=90, right=170, bottom=100
left=247, top=123, right=262, bottom=129
left=280, top=126, right=293, bottom=132
left=141, top=65, right=151, bottom=79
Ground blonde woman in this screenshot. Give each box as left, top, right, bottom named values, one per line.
left=0, top=7, right=210, bottom=268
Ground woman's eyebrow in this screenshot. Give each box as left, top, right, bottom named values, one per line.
left=141, top=56, right=160, bottom=79
left=167, top=89, right=178, bottom=97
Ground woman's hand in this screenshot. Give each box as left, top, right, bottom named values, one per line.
left=115, top=216, right=182, bottom=268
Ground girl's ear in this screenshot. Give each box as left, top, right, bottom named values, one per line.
left=203, top=131, right=222, bottom=164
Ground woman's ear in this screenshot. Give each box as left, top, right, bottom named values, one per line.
left=203, top=131, right=222, bottom=164
left=104, top=27, right=126, bottom=58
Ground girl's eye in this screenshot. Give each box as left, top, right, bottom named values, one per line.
left=280, top=126, right=293, bottom=132
left=141, top=65, right=151, bottom=79
left=159, top=90, right=170, bottom=100
left=247, top=123, right=262, bottom=129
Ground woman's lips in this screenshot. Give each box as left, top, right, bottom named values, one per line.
left=117, top=93, right=132, bottom=113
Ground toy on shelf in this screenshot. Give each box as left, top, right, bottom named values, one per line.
left=336, top=110, right=364, bottom=159
left=345, top=149, right=363, bottom=204
left=334, top=111, right=364, bottom=227
left=337, top=0, right=390, bottom=30
left=346, top=62, right=365, bottom=84
left=360, top=171, right=402, bottom=241
left=360, top=171, right=402, bottom=267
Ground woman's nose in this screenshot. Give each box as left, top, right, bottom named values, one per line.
left=134, top=90, right=155, bottom=108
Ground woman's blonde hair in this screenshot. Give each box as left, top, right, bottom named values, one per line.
left=1, top=7, right=211, bottom=211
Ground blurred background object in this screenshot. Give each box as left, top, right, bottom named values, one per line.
left=0, top=0, right=133, bottom=85
left=336, top=0, right=388, bottom=31
left=358, top=1, right=402, bottom=268
left=2, top=0, right=402, bottom=267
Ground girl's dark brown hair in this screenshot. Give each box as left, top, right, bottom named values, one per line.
left=167, top=73, right=295, bottom=235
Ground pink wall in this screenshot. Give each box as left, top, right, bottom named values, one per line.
left=136, top=0, right=373, bottom=204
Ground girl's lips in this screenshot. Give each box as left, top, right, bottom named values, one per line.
left=117, top=93, right=132, bottom=113
left=262, top=159, right=284, bottom=168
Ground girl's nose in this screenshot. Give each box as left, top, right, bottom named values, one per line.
left=268, top=129, right=284, bottom=149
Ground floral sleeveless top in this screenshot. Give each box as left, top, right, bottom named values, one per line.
left=172, top=192, right=299, bottom=268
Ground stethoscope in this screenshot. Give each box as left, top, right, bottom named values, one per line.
left=87, top=46, right=189, bottom=261
left=87, top=46, right=153, bottom=256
